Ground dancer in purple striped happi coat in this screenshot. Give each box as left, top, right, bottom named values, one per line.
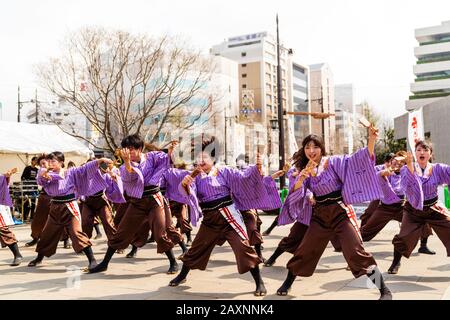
left=88, top=134, right=181, bottom=275
left=237, top=165, right=284, bottom=262
left=165, top=162, right=194, bottom=246
left=0, top=168, right=23, bottom=266
left=81, top=160, right=126, bottom=241
left=388, top=140, right=450, bottom=274
left=124, top=165, right=194, bottom=259
left=361, top=150, right=434, bottom=269
left=28, top=152, right=113, bottom=269
left=359, top=154, right=395, bottom=229
left=169, top=137, right=276, bottom=296
left=264, top=166, right=314, bottom=267
left=276, top=126, right=393, bottom=300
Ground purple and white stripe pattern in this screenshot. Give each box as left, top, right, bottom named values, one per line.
left=279, top=147, right=381, bottom=226
left=37, top=160, right=107, bottom=197
left=0, top=175, right=13, bottom=207
left=162, top=168, right=202, bottom=225
left=286, top=166, right=298, bottom=188
left=377, top=172, right=404, bottom=204
left=401, top=163, right=450, bottom=210
left=259, top=176, right=283, bottom=210
left=324, top=147, right=381, bottom=203
left=278, top=183, right=313, bottom=226
left=178, top=165, right=276, bottom=225
left=103, top=167, right=126, bottom=203
left=119, top=151, right=170, bottom=198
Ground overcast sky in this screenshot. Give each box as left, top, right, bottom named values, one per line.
left=1, top=0, right=450, bottom=122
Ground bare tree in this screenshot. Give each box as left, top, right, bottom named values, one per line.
left=35, top=27, right=218, bottom=154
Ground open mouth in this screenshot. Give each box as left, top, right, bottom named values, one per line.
left=419, top=156, right=425, bottom=161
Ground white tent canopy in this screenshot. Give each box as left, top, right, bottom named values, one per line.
left=0, top=121, right=93, bottom=181
left=0, top=121, right=92, bottom=154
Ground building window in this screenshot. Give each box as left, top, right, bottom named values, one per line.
left=241, top=52, right=247, bottom=57
left=242, top=73, right=247, bottom=78
left=242, top=84, right=247, bottom=89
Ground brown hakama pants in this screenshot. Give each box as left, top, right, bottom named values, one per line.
left=30, top=193, right=51, bottom=240
left=36, top=201, right=91, bottom=257
left=81, top=195, right=116, bottom=240
left=278, top=221, right=309, bottom=253
left=113, top=202, right=129, bottom=227
left=181, top=208, right=261, bottom=274
left=393, top=202, right=450, bottom=258
left=287, top=202, right=377, bottom=278
left=108, top=194, right=174, bottom=253
left=359, top=200, right=380, bottom=229
left=129, top=197, right=183, bottom=248
left=0, top=226, right=17, bottom=247
left=361, top=202, right=433, bottom=242
left=169, top=200, right=193, bottom=235
left=163, top=198, right=183, bottom=245
left=241, top=210, right=263, bottom=246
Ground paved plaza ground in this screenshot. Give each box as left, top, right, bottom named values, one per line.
left=1, top=215, right=449, bottom=300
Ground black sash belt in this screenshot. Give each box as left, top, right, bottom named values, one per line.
left=51, top=194, right=77, bottom=203
left=200, top=195, right=233, bottom=212
left=142, top=185, right=161, bottom=196
left=423, top=197, right=438, bottom=208
left=89, top=190, right=105, bottom=198
left=315, top=190, right=343, bottom=206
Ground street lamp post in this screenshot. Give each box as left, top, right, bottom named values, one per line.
left=34, top=89, right=38, bottom=124
left=17, top=86, right=22, bottom=122
left=276, top=14, right=286, bottom=189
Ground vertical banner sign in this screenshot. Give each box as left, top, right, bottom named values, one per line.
left=408, top=107, right=424, bottom=154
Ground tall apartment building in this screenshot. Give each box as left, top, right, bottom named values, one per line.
left=309, top=63, right=336, bottom=154
left=292, top=63, right=311, bottom=144
left=334, top=84, right=355, bottom=154
left=395, top=21, right=450, bottom=163
left=211, top=32, right=294, bottom=171
left=406, top=20, right=450, bottom=110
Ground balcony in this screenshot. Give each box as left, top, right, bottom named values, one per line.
left=415, top=74, right=450, bottom=82
left=417, top=54, right=450, bottom=64
left=410, top=78, right=450, bottom=92
left=409, top=91, right=450, bottom=100
left=414, top=60, right=450, bottom=75
left=419, top=39, right=450, bottom=46
left=415, top=41, right=450, bottom=58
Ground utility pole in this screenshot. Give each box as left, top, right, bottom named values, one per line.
left=224, top=113, right=227, bottom=165
left=35, top=89, right=39, bottom=124
left=276, top=14, right=286, bottom=188
left=320, top=86, right=325, bottom=141
left=17, top=86, right=21, bottom=122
